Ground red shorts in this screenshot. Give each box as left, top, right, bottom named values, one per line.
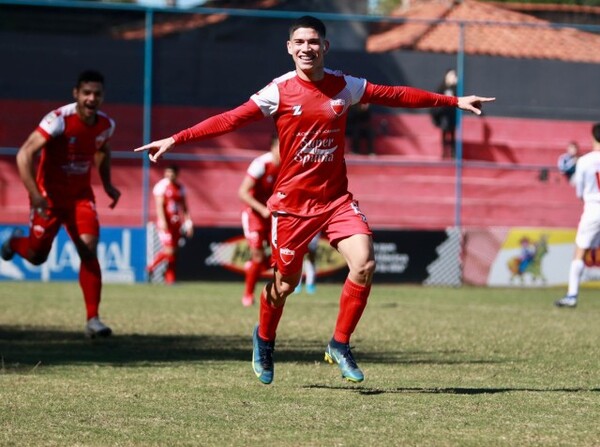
left=27, top=199, right=99, bottom=255
left=272, top=197, right=371, bottom=276
left=158, top=223, right=182, bottom=249
left=242, top=208, right=270, bottom=250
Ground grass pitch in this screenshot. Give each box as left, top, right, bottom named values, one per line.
left=1, top=281, right=599, bottom=446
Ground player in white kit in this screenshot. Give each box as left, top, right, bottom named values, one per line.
left=556, top=123, right=600, bottom=308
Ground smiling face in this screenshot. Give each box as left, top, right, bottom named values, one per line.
left=287, top=26, right=329, bottom=82
left=73, top=81, right=104, bottom=125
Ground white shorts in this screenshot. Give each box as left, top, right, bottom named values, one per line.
left=576, top=202, right=600, bottom=249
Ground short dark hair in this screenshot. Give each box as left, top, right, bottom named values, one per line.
left=76, top=70, right=105, bottom=88
left=593, top=123, right=600, bottom=143
left=289, top=15, right=326, bottom=39
left=166, top=164, right=180, bottom=174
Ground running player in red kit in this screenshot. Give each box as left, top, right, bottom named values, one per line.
left=134, top=16, right=495, bottom=384
left=1, top=70, right=121, bottom=338
left=238, top=135, right=281, bottom=307
left=147, top=164, right=193, bottom=284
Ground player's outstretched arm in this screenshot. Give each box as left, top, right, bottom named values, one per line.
left=134, top=137, right=175, bottom=163
left=457, top=95, right=495, bottom=115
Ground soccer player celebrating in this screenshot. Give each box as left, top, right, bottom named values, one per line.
left=147, top=164, right=193, bottom=285
left=1, top=70, right=121, bottom=338
left=238, top=135, right=281, bottom=307
left=555, top=123, right=600, bottom=308
left=134, top=16, right=494, bottom=384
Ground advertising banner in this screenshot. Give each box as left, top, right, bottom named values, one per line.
left=0, top=225, right=145, bottom=283
left=464, top=227, right=600, bottom=287
left=177, top=227, right=461, bottom=285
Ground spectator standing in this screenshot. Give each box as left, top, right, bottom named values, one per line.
left=557, top=141, right=580, bottom=184
left=430, top=68, right=458, bottom=159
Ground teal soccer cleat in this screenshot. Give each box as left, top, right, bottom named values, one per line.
left=252, top=324, right=275, bottom=385
left=324, top=339, right=364, bottom=383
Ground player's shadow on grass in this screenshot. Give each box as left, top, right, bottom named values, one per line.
left=305, top=385, right=600, bottom=395
left=0, top=325, right=253, bottom=369
left=0, top=326, right=506, bottom=371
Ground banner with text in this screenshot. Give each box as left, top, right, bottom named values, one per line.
left=0, top=225, right=145, bottom=283
left=177, top=227, right=461, bottom=285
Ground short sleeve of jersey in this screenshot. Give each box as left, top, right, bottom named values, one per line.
left=250, top=83, right=280, bottom=117
left=343, top=74, right=368, bottom=105
left=153, top=178, right=168, bottom=197
left=100, top=114, right=116, bottom=140
left=38, top=110, right=65, bottom=139
left=247, top=156, right=267, bottom=180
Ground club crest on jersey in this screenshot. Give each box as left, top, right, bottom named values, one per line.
left=330, top=99, right=346, bottom=116
left=279, top=247, right=295, bottom=265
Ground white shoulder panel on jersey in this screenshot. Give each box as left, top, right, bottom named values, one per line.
left=98, top=111, right=116, bottom=138
left=38, top=103, right=76, bottom=137
left=247, top=152, right=273, bottom=179
left=323, top=68, right=367, bottom=105
left=153, top=177, right=170, bottom=197
left=251, top=83, right=280, bottom=117
left=343, top=74, right=368, bottom=105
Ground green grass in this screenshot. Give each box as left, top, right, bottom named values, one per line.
left=1, top=282, right=599, bottom=446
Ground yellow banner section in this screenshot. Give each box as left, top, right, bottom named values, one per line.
left=502, top=228, right=575, bottom=249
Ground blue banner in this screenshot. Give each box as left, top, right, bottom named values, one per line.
left=0, top=225, right=146, bottom=283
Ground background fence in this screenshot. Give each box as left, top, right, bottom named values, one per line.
left=1, top=0, right=599, bottom=232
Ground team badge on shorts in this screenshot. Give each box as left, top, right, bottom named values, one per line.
left=351, top=201, right=368, bottom=223
left=279, top=247, right=295, bottom=265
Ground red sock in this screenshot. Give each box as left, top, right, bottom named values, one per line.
left=258, top=285, right=285, bottom=342
left=11, top=236, right=31, bottom=259
left=245, top=260, right=263, bottom=296
left=148, top=251, right=168, bottom=271
left=80, top=258, right=102, bottom=320
left=333, top=278, right=371, bottom=344
left=165, top=255, right=176, bottom=284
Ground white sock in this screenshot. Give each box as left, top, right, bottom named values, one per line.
left=567, top=259, right=585, bottom=297
left=304, top=258, right=316, bottom=286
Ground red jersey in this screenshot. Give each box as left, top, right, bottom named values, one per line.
left=173, top=69, right=457, bottom=216
left=244, top=151, right=280, bottom=208
left=153, top=178, right=187, bottom=227
left=36, top=103, right=115, bottom=206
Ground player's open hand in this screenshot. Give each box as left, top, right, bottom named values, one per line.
left=105, top=185, right=121, bottom=209
left=457, top=95, right=495, bottom=115
left=134, top=137, right=175, bottom=163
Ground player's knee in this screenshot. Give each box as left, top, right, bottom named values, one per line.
left=28, top=252, right=49, bottom=265
left=353, top=259, right=376, bottom=281
left=278, top=281, right=296, bottom=297
left=77, top=244, right=98, bottom=261
left=363, top=259, right=377, bottom=274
